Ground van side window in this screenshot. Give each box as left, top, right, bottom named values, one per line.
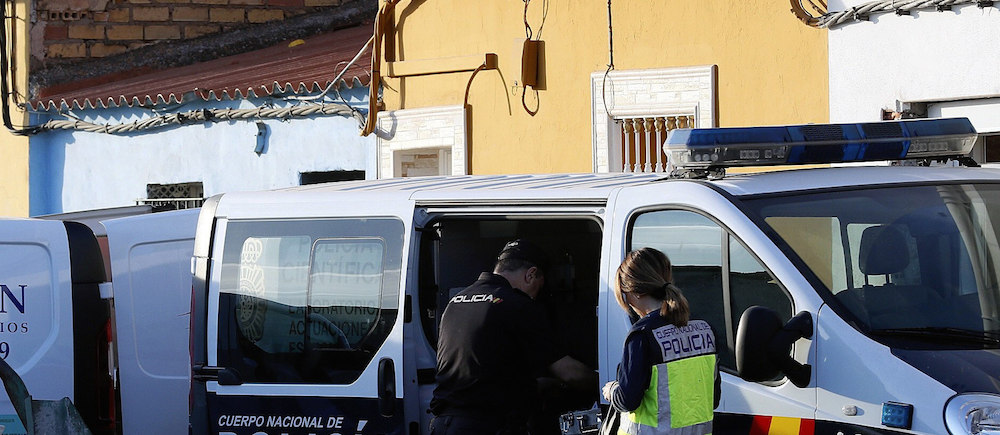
left=729, top=235, right=792, bottom=336
left=630, top=210, right=791, bottom=372
left=217, top=219, right=404, bottom=384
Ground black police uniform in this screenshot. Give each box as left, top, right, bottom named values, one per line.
left=430, top=272, right=564, bottom=434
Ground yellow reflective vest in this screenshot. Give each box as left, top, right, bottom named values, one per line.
left=618, top=320, right=717, bottom=435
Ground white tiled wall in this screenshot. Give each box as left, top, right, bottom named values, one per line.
left=591, top=66, right=717, bottom=173
left=376, top=105, right=467, bottom=178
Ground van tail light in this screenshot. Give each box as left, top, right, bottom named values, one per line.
left=99, top=317, right=118, bottom=430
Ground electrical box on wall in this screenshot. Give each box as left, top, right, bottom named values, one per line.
left=513, top=38, right=544, bottom=88
left=521, top=39, right=541, bottom=87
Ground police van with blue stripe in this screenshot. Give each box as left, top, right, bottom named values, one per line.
left=189, top=117, right=1000, bottom=435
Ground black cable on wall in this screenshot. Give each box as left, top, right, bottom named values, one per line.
left=0, top=0, right=39, bottom=135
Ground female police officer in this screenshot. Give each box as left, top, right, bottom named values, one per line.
left=602, top=247, right=720, bottom=435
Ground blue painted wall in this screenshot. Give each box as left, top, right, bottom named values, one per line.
left=29, top=87, right=374, bottom=215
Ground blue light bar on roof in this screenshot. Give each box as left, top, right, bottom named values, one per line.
left=665, top=118, right=978, bottom=169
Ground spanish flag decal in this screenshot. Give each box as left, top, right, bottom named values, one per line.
left=749, top=416, right=816, bottom=435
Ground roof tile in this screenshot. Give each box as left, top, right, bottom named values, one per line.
left=30, top=24, right=372, bottom=111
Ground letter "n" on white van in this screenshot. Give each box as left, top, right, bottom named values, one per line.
left=0, top=284, right=26, bottom=314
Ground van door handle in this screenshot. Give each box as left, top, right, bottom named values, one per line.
left=192, top=365, right=244, bottom=385
left=377, top=358, right=395, bottom=417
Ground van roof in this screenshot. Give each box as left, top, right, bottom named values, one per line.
left=282, top=172, right=659, bottom=192
left=712, top=165, right=1000, bottom=196
left=260, top=172, right=666, bottom=203
left=218, top=166, right=1000, bottom=210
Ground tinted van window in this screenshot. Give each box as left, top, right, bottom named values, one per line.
left=217, top=219, right=404, bottom=384
left=631, top=209, right=791, bottom=370
left=744, top=184, right=1000, bottom=345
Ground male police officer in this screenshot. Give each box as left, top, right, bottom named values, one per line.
left=430, top=239, right=594, bottom=435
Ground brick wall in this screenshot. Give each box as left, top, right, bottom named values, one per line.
left=35, top=0, right=344, bottom=62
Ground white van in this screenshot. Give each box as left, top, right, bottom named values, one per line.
left=0, top=208, right=197, bottom=435
left=189, top=118, right=999, bottom=435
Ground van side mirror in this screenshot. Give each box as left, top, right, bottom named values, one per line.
left=735, top=306, right=813, bottom=388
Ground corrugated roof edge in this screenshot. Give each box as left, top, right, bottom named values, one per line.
left=29, top=76, right=370, bottom=111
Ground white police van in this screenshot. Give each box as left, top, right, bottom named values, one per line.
left=0, top=208, right=197, bottom=435
left=190, top=117, right=999, bottom=435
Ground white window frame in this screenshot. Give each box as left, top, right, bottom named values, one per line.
left=375, top=105, right=467, bottom=179
left=590, top=65, right=718, bottom=173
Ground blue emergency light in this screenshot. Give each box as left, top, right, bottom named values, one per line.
left=665, top=118, right=978, bottom=171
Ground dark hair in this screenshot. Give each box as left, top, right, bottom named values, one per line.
left=494, top=239, right=548, bottom=276
left=614, top=247, right=690, bottom=325
left=495, top=257, right=542, bottom=276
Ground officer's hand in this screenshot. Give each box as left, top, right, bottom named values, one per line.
left=601, top=381, right=617, bottom=401
left=549, top=356, right=595, bottom=391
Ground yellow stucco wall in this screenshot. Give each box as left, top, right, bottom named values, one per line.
left=0, top=0, right=30, bottom=216
left=381, top=0, right=828, bottom=175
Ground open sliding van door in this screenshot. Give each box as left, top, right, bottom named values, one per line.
left=192, top=193, right=412, bottom=435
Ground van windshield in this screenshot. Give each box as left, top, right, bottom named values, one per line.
left=742, top=183, right=1000, bottom=348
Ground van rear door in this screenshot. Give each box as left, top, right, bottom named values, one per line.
left=0, top=219, right=76, bottom=434
left=104, top=209, right=199, bottom=435
left=194, top=197, right=411, bottom=435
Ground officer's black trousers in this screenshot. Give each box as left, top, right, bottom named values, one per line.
left=429, top=414, right=508, bottom=435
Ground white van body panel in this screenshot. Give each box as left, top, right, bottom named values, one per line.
left=214, top=189, right=417, bottom=220
left=815, top=304, right=955, bottom=433
left=104, top=209, right=199, bottom=435
left=0, top=219, right=74, bottom=432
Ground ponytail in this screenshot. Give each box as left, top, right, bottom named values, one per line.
left=614, top=248, right=690, bottom=326
left=659, top=282, right=689, bottom=326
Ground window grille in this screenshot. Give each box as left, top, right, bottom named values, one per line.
left=614, top=115, right=695, bottom=173
left=590, top=66, right=716, bottom=173
left=138, top=182, right=204, bottom=210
